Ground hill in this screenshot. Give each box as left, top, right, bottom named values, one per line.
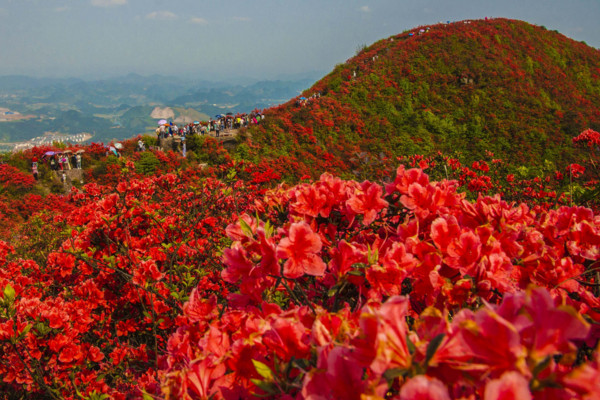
left=240, top=18, right=600, bottom=179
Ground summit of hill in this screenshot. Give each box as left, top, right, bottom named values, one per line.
left=240, top=18, right=600, bottom=179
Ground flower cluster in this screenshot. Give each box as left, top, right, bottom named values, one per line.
left=0, top=159, right=280, bottom=398
left=162, top=165, right=600, bottom=399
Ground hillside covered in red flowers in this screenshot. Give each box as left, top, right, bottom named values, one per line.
left=2, top=137, right=600, bottom=398
left=240, top=18, right=600, bottom=180
left=1, top=17, right=600, bottom=400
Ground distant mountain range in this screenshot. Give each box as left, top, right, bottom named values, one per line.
left=0, top=73, right=321, bottom=144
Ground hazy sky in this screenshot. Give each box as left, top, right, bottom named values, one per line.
left=1, top=0, right=599, bottom=80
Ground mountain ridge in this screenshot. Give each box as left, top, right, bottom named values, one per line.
left=240, top=18, right=600, bottom=179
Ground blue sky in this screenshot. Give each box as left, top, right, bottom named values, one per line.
left=1, top=0, right=598, bottom=80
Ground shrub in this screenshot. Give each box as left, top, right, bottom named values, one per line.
left=135, top=151, right=160, bottom=175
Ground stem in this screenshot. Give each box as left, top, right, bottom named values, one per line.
left=279, top=277, right=303, bottom=308
left=332, top=280, right=348, bottom=312
left=570, top=166, right=573, bottom=207
left=553, top=264, right=600, bottom=289
left=293, top=279, right=316, bottom=315
left=275, top=265, right=316, bottom=314
left=10, top=342, right=61, bottom=400
left=575, top=279, right=600, bottom=287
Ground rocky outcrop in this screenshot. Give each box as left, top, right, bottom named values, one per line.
left=150, top=107, right=175, bottom=119
left=54, top=169, right=84, bottom=192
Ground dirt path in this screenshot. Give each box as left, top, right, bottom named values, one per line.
left=207, top=128, right=239, bottom=140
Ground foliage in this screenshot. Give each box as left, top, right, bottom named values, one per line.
left=135, top=151, right=160, bottom=175
left=0, top=158, right=280, bottom=398
left=0, top=145, right=598, bottom=398
left=240, top=18, right=600, bottom=181
left=159, top=165, right=600, bottom=399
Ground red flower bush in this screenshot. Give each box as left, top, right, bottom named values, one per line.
left=0, top=164, right=35, bottom=193
left=1, top=120, right=600, bottom=398
left=161, top=165, right=600, bottom=399
left=0, top=159, right=280, bottom=398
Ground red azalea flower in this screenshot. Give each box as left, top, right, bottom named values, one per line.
left=276, top=221, right=326, bottom=278
left=346, top=180, right=389, bottom=225
left=399, top=375, right=451, bottom=400
left=483, top=371, right=531, bottom=400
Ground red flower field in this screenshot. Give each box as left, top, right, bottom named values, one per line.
left=1, top=18, right=600, bottom=400
left=1, top=141, right=600, bottom=398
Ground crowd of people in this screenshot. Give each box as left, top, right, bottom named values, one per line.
left=30, top=152, right=83, bottom=182
left=48, top=152, right=82, bottom=171
left=156, top=112, right=264, bottom=139
left=26, top=111, right=265, bottom=182
left=296, top=92, right=322, bottom=107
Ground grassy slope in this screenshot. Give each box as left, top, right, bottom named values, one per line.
left=242, top=18, right=600, bottom=179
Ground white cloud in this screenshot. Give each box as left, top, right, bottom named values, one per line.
left=55, top=6, right=70, bottom=12
left=232, top=16, right=251, bottom=22
left=145, top=11, right=177, bottom=20
left=190, top=17, right=208, bottom=25
left=359, top=6, right=371, bottom=13
left=91, top=0, right=127, bottom=7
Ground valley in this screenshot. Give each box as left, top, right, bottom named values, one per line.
left=0, top=74, right=318, bottom=149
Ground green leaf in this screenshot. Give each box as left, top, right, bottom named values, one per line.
left=34, top=322, right=50, bottom=337
left=406, top=334, right=416, bottom=355
left=367, top=245, right=379, bottom=265
left=3, top=284, right=15, bottom=303
left=252, top=359, right=274, bottom=381
left=327, top=281, right=344, bottom=297
left=532, top=356, right=552, bottom=378
left=239, top=217, right=253, bottom=238
left=85, top=391, right=110, bottom=400
left=425, top=333, right=445, bottom=366
left=264, top=220, right=274, bottom=238
left=383, top=368, right=406, bottom=382
left=250, top=379, right=277, bottom=395
left=18, top=324, right=32, bottom=340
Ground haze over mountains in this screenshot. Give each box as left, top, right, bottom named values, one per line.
left=0, top=72, right=321, bottom=147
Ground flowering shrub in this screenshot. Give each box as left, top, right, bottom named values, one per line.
left=0, top=40, right=598, bottom=396
left=0, top=160, right=279, bottom=399
left=160, top=165, right=600, bottom=399
left=1, top=152, right=599, bottom=398
left=0, top=163, right=36, bottom=194
left=0, top=106, right=599, bottom=399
